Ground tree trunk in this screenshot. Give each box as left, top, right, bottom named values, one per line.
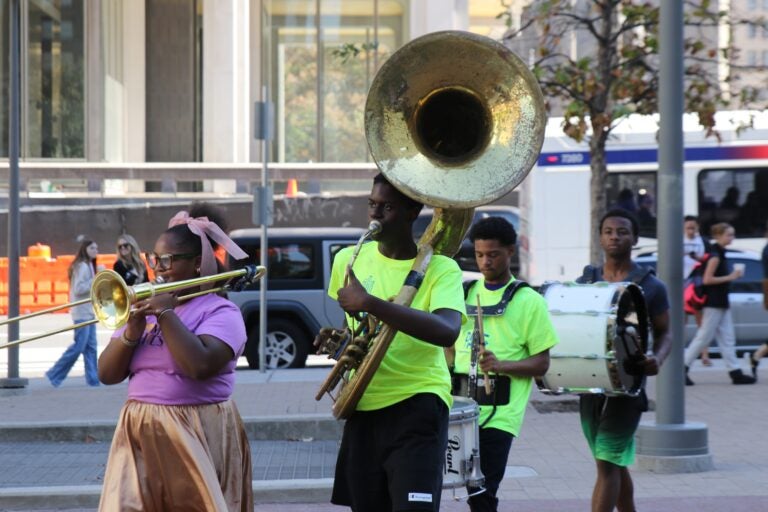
left=587, top=2, right=617, bottom=266
left=589, top=133, right=609, bottom=265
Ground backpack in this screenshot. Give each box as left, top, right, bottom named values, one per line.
left=683, top=253, right=711, bottom=314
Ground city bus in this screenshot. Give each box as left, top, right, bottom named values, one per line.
left=518, top=111, right=768, bottom=285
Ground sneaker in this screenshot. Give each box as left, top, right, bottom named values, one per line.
left=685, top=366, right=694, bottom=386
left=730, top=369, right=756, bottom=385
left=743, top=352, right=759, bottom=379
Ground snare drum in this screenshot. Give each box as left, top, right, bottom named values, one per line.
left=538, top=281, right=648, bottom=396
left=443, top=396, right=484, bottom=489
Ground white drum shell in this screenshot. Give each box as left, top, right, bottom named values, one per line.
left=542, top=312, right=617, bottom=393
left=443, top=396, right=481, bottom=489
left=539, top=281, right=643, bottom=396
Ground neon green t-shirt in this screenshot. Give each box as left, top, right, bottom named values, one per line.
left=454, top=278, right=559, bottom=436
left=329, top=242, right=467, bottom=411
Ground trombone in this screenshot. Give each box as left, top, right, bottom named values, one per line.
left=0, top=264, right=266, bottom=349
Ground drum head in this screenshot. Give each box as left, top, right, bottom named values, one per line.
left=611, top=283, right=649, bottom=395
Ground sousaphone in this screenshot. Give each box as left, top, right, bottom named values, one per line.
left=316, top=30, right=546, bottom=419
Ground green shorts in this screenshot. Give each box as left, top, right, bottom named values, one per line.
left=579, top=391, right=648, bottom=467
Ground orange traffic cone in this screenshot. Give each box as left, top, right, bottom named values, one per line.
left=285, top=179, right=298, bottom=197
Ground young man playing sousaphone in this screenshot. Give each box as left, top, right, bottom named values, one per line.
left=449, top=216, right=558, bottom=512
left=576, top=209, right=672, bottom=512
left=319, top=173, right=467, bottom=512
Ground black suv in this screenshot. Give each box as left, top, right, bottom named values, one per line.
left=227, top=227, right=365, bottom=369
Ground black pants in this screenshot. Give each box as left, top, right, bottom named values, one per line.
left=467, top=427, right=514, bottom=512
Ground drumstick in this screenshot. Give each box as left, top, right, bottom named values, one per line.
left=476, top=295, right=492, bottom=396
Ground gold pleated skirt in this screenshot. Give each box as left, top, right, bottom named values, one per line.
left=98, top=399, right=253, bottom=512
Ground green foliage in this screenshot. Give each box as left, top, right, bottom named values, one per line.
left=331, top=42, right=380, bottom=64
left=502, top=0, right=767, bottom=143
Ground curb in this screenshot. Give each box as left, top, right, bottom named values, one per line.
left=0, top=415, right=344, bottom=443
left=0, top=480, right=335, bottom=510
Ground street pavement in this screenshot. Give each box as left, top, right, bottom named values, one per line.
left=2, top=317, right=768, bottom=511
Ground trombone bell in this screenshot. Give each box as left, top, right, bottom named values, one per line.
left=91, top=270, right=133, bottom=330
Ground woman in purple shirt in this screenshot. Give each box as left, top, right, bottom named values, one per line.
left=97, top=206, right=252, bottom=511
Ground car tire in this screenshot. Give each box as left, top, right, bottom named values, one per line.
left=245, top=318, right=309, bottom=370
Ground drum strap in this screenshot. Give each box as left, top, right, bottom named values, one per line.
left=463, top=279, right=530, bottom=317
left=580, top=264, right=653, bottom=286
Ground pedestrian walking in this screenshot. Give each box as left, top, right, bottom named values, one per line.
left=684, top=222, right=755, bottom=385
left=45, top=237, right=102, bottom=387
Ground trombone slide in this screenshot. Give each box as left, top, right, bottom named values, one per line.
left=0, top=264, right=266, bottom=349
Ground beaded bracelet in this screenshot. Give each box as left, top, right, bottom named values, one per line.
left=157, top=308, right=174, bottom=322
left=119, top=331, right=140, bottom=348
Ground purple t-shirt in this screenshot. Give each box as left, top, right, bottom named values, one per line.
left=116, top=293, right=246, bottom=405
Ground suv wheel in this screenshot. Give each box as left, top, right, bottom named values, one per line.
left=245, top=319, right=309, bottom=369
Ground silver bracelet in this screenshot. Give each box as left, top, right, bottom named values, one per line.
left=119, top=331, right=140, bottom=348
left=157, top=308, right=174, bottom=322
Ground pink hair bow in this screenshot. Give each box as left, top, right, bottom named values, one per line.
left=168, top=211, right=248, bottom=278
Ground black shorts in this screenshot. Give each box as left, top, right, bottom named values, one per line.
left=331, top=393, right=449, bottom=512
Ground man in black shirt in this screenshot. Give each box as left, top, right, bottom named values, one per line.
left=576, top=209, right=672, bottom=512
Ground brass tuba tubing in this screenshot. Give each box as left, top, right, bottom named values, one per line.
left=0, top=264, right=266, bottom=349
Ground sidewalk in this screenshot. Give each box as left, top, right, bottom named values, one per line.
left=1, top=361, right=768, bottom=511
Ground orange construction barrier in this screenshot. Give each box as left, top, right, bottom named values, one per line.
left=0, top=252, right=122, bottom=315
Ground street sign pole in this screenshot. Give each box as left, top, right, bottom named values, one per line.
left=254, top=89, right=274, bottom=373
left=2, top=0, right=29, bottom=389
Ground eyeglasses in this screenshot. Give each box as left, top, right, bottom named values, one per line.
left=145, top=252, right=197, bottom=270
left=118, top=243, right=131, bottom=250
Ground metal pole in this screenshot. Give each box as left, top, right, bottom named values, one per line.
left=635, top=0, right=709, bottom=471
left=2, top=0, right=28, bottom=389
left=259, top=86, right=269, bottom=373
left=656, top=0, right=686, bottom=424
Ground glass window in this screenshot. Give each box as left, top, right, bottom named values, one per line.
left=265, top=0, right=407, bottom=163
left=730, top=258, right=763, bottom=293
left=242, top=243, right=315, bottom=280
left=748, top=50, right=758, bottom=66
left=330, top=240, right=357, bottom=266
left=469, top=0, right=512, bottom=39
left=26, top=0, right=85, bottom=158
left=698, top=168, right=768, bottom=239
left=1, top=0, right=10, bottom=157
left=606, top=171, right=657, bottom=238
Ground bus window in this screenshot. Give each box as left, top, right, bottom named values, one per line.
left=605, top=172, right=657, bottom=238
left=698, top=168, right=768, bottom=238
